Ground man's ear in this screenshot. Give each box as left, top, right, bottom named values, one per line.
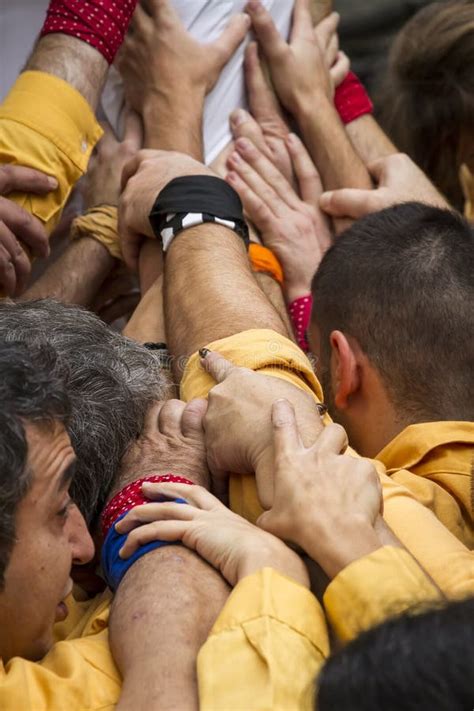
left=329, top=330, right=360, bottom=410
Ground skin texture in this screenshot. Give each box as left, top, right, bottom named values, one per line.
left=109, top=398, right=230, bottom=711
left=22, top=238, right=115, bottom=306
left=26, top=34, right=108, bottom=110
left=0, top=423, right=94, bottom=662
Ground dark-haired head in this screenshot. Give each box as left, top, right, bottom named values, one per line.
left=379, top=0, right=474, bottom=210
left=0, top=339, right=70, bottom=587
left=310, top=202, right=474, bottom=456
left=317, top=596, right=474, bottom=710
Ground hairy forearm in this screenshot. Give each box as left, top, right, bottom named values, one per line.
left=112, top=547, right=230, bottom=711
left=346, top=114, right=397, bottom=166
left=296, top=93, right=372, bottom=192
left=26, top=34, right=108, bottom=109
left=165, top=225, right=288, bottom=367
left=143, top=95, right=204, bottom=160
left=22, top=238, right=114, bottom=305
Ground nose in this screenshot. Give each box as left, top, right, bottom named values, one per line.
left=67, top=504, right=95, bottom=565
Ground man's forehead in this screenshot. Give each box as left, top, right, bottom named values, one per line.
left=24, top=421, right=75, bottom=491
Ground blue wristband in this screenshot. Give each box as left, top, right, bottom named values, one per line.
left=101, top=497, right=188, bottom=591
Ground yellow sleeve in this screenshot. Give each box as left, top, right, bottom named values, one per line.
left=180, top=329, right=324, bottom=523
left=324, top=547, right=440, bottom=643
left=380, top=473, right=474, bottom=598
left=0, top=71, right=102, bottom=235
left=198, top=568, right=328, bottom=711
left=0, top=592, right=120, bottom=711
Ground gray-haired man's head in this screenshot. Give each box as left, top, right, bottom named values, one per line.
left=0, top=300, right=168, bottom=523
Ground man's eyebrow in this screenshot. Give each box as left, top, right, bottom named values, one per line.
left=57, top=459, right=77, bottom=493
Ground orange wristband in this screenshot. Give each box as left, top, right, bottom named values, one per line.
left=249, top=243, right=284, bottom=284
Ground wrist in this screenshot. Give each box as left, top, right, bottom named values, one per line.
left=294, top=90, right=331, bottom=126
left=300, top=515, right=382, bottom=579
left=143, top=93, right=205, bottom=157
left=285, top=282, right=313, bottom=304
left=238, top=541, right=309, bottom=589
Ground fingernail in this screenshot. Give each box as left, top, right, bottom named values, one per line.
left=230, top=151, right=242, bottom=164
left=241, top=12, right=251, bottom=28
left=226, top=171, right=238, bottom=184
left=235, top=137, right=250, bottom=151
left=231, top=109, right=248, bottom=127
left=47, top=176, right=58, bottom=189
left=199, top=348, right=211, bottom=359
left=286, top=132, right=298, bottom=147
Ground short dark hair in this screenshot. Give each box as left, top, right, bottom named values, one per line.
left=317, top=596, right=474, bottom=710
left=379, top=0, right=474, bottom=210
left=0, top=340, right=70, bottom=588
left=311, top=202, right=474, bottom=422
left=0, top=300, right=168, bottom=524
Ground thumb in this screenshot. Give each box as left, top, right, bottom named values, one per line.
left=320, top=188, right=379, bottom=220
left=181, top=398, right=208, bottom=438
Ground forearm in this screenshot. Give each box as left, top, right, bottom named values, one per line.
left=112, top=546, right=230, bottom=711
left=346, top=114, right=397, bottom=166
left=165, top=225, right=288, bottom=366
left=26, top=34, right=108, bottom=109
left=124, top=242, right=167, bottom=343
left=296, top=94, right=372, bottom=191
left=22, top=237, right=114, bottom=305
left=143, top=95, right=204, bottom=160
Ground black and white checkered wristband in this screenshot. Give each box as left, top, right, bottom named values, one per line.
left=149, top=175, right=249, bottom=252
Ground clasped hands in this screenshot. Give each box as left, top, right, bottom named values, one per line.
left=115, top=350, right=384, bottom=588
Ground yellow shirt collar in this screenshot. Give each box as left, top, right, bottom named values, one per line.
left=377, top=421, right=474, bottom=473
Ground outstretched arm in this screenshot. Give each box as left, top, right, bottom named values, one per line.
left=246, top=1, right=371, bottom=193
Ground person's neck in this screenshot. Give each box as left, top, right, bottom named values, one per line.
left=342, top=386, right=406, bottom=459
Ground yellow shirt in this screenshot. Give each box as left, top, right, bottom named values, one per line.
left=198, top=548, right=439, bottom=710
left=0, top=591, right=120, bottom=711
left=378, top=422, right=474, bottom=548
left=181, top=330, right=474, bottom=597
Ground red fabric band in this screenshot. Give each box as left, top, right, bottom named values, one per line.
left=289, top=294, right=313, bottom=353
left=101, top=474, right=194, bottom=539
left=41, top=0, right=138, bottom=65
left=334, top=71, right=373, bottom=125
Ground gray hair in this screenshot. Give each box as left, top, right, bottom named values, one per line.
left=0, top=300, right=168, bottom=523
left=0, top=340, right=70, bottom=587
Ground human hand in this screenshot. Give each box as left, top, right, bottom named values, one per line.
left=230, top=42, right=293, bottom=184
left=119, top=149, right=213, bottom=269
left=82, top=113, right=143, bottom=210
left=115, top=398, right=210, bottom=493
left=201, top=350, right=324, bottom=510
left=116, top=482, right=309, bottom=588
left=117, top=0, right=250, bottom=116
left=257, top=399, right=383, bottom=579
left=0, top=164, right=57, bottom=295
left=227, top=131, right=332, bottom=301
left=245, top=0, right=342, bottom=116
left=320, top=153, right=450, bottom=220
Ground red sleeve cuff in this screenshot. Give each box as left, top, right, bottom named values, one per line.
left=334, top=71, right=373, bottom=125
